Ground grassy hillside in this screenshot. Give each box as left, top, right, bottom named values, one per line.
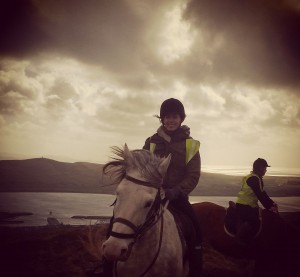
left=0, top=225, right=255, bottom=277
left=0, top=158, right=299, bottom=196
left=0, top=158, right=116, bottom=194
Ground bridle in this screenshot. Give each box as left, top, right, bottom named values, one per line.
left=109, top=174, right=168, bottom=277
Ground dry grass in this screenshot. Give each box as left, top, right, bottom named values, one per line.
left=0, top=224, right=255, bottom=277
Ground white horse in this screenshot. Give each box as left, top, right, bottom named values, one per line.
left=102, top=144, right=189, bottom=277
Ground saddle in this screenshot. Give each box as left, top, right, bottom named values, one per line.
left=224, top=201, right=262, bottom=242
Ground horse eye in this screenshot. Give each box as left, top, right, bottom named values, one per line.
left=144, top=201, right=153, bottom=208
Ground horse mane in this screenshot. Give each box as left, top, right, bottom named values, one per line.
left=103, top=145, right=164, bottom=185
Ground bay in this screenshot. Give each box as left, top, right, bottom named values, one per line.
left=202, top=165, right=300, bottom=177
left=0, top=192, right=299, bottom=227
left=0, top=192, right=114, bottom=226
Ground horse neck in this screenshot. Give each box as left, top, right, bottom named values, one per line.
left=134, top=204, right=171, bottom=251
left=117, top=208, right=182, bottom=277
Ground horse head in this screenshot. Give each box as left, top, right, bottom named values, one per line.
left=101, top=144, right=171, bottom=262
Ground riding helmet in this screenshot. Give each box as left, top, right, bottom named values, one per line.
left=253, top=158, right=271, bottom=171
left=160, top=98, right=186, bottom=120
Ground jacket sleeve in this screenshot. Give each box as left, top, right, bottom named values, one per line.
left=143, top=137, right=151, bottom=150
left=177, top=151, right=201, bottom=196
left=247, top=176, right=274, bottom=209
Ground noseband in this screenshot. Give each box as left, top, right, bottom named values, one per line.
left=108, top=175, right=167, bottom=277
left=109, top=175, right=163, bottom=241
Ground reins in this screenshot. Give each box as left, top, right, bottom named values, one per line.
left=136, top=208, right=164, bottom=277
left=139, top=199, right=169, bottom=277
left=110, top=175, right=169, bottom=277
left=109, top=188, right=162, bottom=241
left=113, top=207, right=165, bottom=277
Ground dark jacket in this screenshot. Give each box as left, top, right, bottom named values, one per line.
left=143, top=125, right=201, bottom=198
left=236, top=173, right=274, bottom=227
left=246, top=175, right=274, bottom=209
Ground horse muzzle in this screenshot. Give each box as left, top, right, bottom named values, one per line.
left=102, top=239, right=134, bottom=262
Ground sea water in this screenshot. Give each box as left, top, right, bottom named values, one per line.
left=0, top=192, right=114, bottom=226
left=0, top=192, right=299, bottom=227
left=202, top=166, right=300, bottom=177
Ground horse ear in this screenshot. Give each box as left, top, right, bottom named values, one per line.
left=158, top=154, right=171, bottom=177
left=124, top=143, right=132, bottom=159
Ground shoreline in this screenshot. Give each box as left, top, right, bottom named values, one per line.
left=1, top=211, right=300, bottom=230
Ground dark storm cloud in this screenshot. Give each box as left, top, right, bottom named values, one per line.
left=0, top=0, right=147, bottom=72
left=183, top=0, right=300, bottom=90
left=0, top=0, right=50, bottom=57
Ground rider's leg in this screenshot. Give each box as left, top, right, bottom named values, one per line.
left=170, top=197, right=203, bottom=277
left=236, top=221, right=255, bottom=245
left=236, top=204, right=260, bottom=245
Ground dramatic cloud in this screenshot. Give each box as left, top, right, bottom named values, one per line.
left=184, top=0, right=300, bottom=91
left=0, top=0, right=299, bottom=170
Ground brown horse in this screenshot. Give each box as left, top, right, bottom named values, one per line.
left=192, top=202, right=300, bottom=277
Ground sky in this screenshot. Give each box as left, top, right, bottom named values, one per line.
left=0, top=0, right=300, bottom=169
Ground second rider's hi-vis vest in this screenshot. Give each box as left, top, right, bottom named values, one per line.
left=236, top=173, right=263, bottom=208
left=150, top=138, right=200, bottom=164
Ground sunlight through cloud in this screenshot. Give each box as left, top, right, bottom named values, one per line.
left=157, top=4, right=196, bottom=64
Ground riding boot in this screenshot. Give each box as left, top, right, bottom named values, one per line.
left=188, top=245, right=203, bottom=277
left=236, top=222, right=255, bottom=246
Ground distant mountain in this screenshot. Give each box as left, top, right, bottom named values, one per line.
left=0, top=158, right=299, bottom=196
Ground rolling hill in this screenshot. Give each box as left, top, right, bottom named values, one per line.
left=0, top=158, right=115, bottom=194
left=0, top=158, right=299, bottom=196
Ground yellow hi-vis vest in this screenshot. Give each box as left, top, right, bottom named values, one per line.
left=236, top=173, right=262, bottom=208
left=150, top=139, right=200, bottom=164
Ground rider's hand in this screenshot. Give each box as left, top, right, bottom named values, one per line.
left=164, top=188, right=181, bottom=200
